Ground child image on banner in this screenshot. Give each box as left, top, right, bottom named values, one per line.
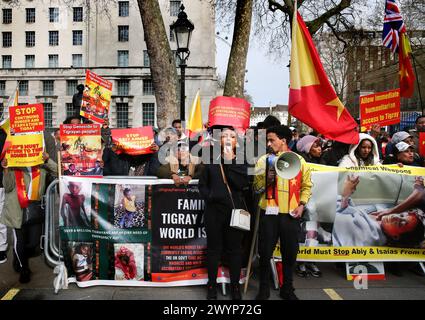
left=332, top=173, right=425, bottom=248
left=60, top=178, right=91, bottom=228
left=60, top=134, right=102, bottom=176
left=114, top=185, right=146, bottom=229
left=69, top=242, right=94, bottom=282
left=114, top=243, right=144, bottom=280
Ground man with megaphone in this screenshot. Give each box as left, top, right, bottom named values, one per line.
left=253, top=125, right=312, bottom=300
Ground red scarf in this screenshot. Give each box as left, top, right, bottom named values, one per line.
left=14, top=167, right=41, bottom=208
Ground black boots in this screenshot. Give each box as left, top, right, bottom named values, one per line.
left=206, top=283, right=217, bottom=300
left=280, top=285, right=299, bottom=300
left=255, top=284, right=270, bottom=300
left=230, top=284, right=242, bottom=300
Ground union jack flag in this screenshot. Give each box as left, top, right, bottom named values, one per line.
left=382, top=0, right=406, bottom=54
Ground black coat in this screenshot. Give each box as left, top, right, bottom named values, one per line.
left=199, top=161, right=249, bottom=210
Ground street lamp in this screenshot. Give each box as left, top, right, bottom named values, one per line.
left=171, top=4, right=194, bottom=121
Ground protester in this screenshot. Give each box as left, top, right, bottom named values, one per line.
left=383, top=142, right=424, bottom=167
left=320, top=141, right=350, bottom=166
left=410, top=115, right=425, bottom=153
left=0, top=129, right=6, bottom=264
left=295, top=135, right=323, bottom=277
left=385, top=131, right=414, bottom=156
left=172, top=119, right=188, bottom=142
left=157, top=141, right=203, bottom=185
left=339, top=133, right=380, bottom=167
left=0, top=152, right=57, bottom=283
left=199, top=126, right=249, bottom=300
left=254, top=125, right=312, bottom=300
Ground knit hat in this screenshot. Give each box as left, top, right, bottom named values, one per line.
left=391, top=131, right=412, bottom=144
left=296, top=135, right=320, bottom=154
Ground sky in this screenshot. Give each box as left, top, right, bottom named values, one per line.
left=215, top=34, right=291, bottom=108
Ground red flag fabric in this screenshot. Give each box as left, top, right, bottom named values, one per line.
left=288, top=12, right=359, bottom=145
left=399, top=33, right=415, bottom=98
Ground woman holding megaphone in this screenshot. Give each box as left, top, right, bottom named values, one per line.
left=253, top=125, right=312, bottom=300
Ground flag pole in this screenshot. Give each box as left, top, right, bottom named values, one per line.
left=410, top=52, right=424, bottom=115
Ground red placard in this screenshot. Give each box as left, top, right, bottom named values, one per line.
left=360, top=89, right=400, bottom=130
left=9, top=103, right=44, bottom=133
left=208, top=96, right=251, bottom=131
left=111, top=127, right=154, bottom=155
left=419, top=132, right=425, bottom=157
left=80, top=70, right=113, bottom=124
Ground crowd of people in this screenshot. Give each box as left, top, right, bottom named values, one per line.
left=1, top=111, right=425, bottom=300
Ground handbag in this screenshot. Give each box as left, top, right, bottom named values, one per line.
left=22, top=201, right=45, bottom=226
left=219, top=164, right=251, bottom=231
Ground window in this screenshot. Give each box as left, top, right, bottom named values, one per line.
left=26, top=31, right=35, bottom=47
left=43, top=80, right=54, bottom=95
left=49, top=31, right=59, bottom=46
left=2, top=32, right=12, bottom=48
left=118, top=25, right=129, bottom=42
left=117, top=50, right=129, bottom=67
left=48, top=54, right=59, bottom=68
left=170, top=1, right=181, bottom=16
left=72, top=54, right=83, bottom=67
left=18, top=81, right=28, bottom=96
left=119, top=1, right=129, bottom=17
left=49, top=8, right=59, bottom=23
left=143, top=50, right=150, bottom=67
left=143, top=79, right=154, bottom=95
left=67, top=80, right=78, bottom=96
left=142, top=103, right=155, bottom=126
left=44, top=103, right=53, bottom=128
left=116, top=103, right=129, bottom=128
left=73, top=7, right=83, bottom=22
left=0, top=81, right=5, bottom=95
left=66, top=103, right=75, bottom=118
left=117, top=80, right=129, bottom=95
left=2, top=55, right=11, bottom=69
left=26, top=8, right=35, bottom=23
left=25, top=55, right=35, bottom=68
left=2, top=9, right=12, bottom=24
left=170, top=26, right=175, bottom=42
left=73, top=30, right=82, bottom=45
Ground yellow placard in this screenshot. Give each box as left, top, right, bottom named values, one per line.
left=6, top=133, right=44, bottom=167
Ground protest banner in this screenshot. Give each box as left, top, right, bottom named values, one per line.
left=9, top=103, right=44, bottom=133
left=6, top=133, right=44, bottom=167
left=360, top=89, right=400, bottom=131
left=60, top=124, right=102, bottom=176
left=80, top=70, right=112, bottom=124
left=59, top=177, right=248, bottom=287
left=111, top=127, right=154, bottom=155
left=208, top=96, right=251, bottom=131
left=273, top=163, right=425, bottom=262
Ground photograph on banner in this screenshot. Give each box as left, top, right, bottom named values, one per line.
left=345, top=262, right=385, bottom=281
left=111, top=127, right=155, bottom=155
left=150, top=184, right=208, bottom=282
left=114, top=243, right=144, bottom=281
left=208, top=96, right=251, bottom=131
left=80, top=70, right=112, bottom=124
left=113, top=184, right=146, bottom=229
left=5, top=133, right=44, bottom=167
left=360, top=89, right=400, bottom=131
left=9, top=103, right=44, bottom=134
left=284, top=164, right=425, bottom=262
left=67, top=241, right=94, bottom=282
left=60, top=123, right=102, bottom=176
left=59, top=176, right=92, bottom=229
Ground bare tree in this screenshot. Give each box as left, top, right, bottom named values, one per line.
left=137, top=0, right=178, bottom=129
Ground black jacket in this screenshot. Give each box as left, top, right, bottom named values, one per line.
left=199, top=160, right=249, bottom=210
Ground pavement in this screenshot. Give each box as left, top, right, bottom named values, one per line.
left=2, top=242, right=425, bottom=301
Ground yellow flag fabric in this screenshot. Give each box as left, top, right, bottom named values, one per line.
left=187, top=90, right=203, bottom=138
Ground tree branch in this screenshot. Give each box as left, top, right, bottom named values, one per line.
left=305, top=0, right=352, bottom=35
